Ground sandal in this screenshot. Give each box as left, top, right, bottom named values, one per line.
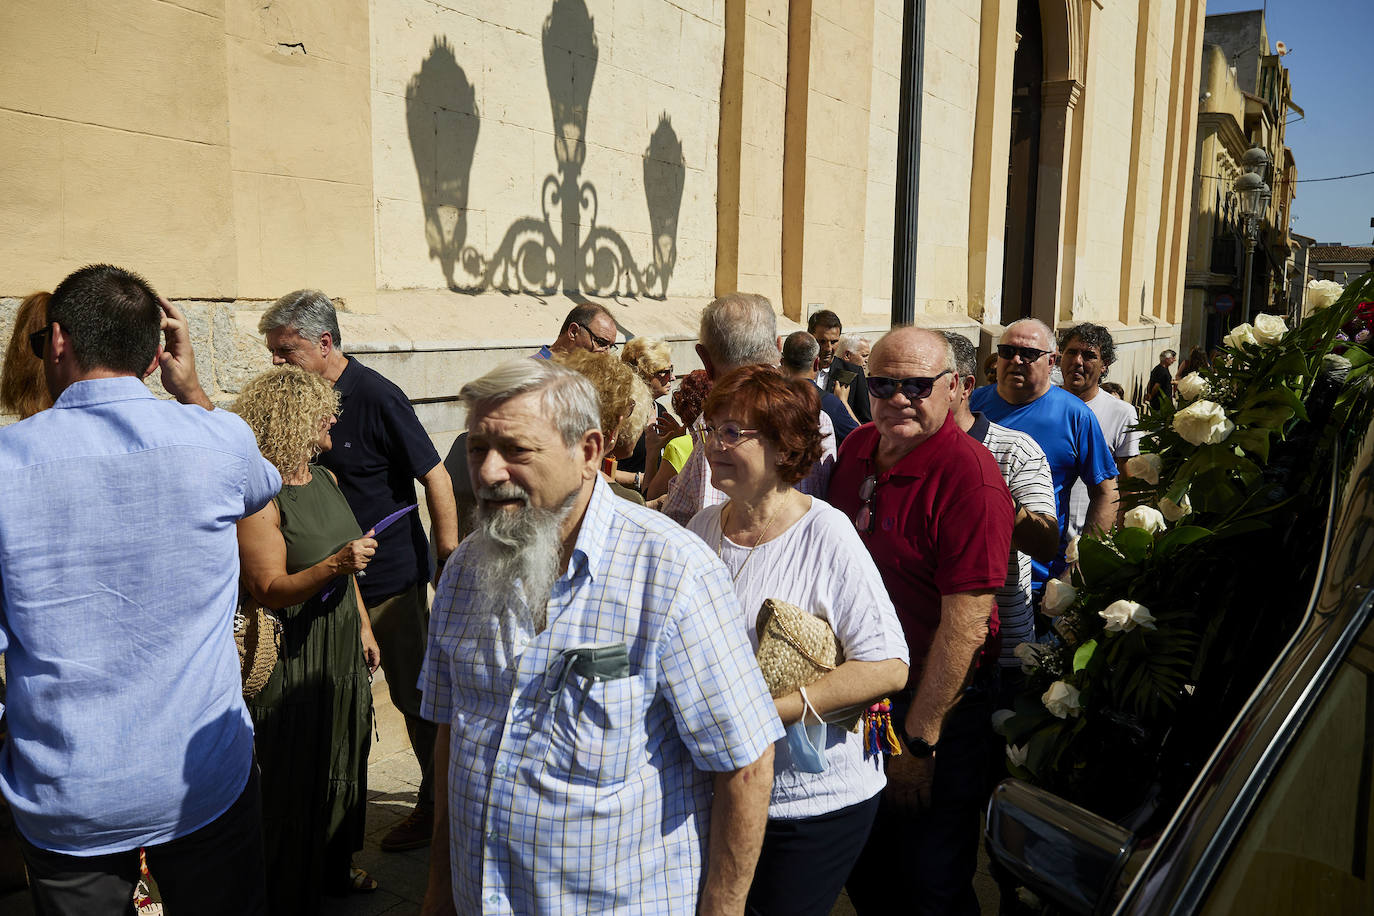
left=348, top=865, right=379, bottom=893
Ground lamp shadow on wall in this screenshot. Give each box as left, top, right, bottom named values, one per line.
left=405, top=0, right=685, bottom=300
left=406, top=37, right=480, bottom=290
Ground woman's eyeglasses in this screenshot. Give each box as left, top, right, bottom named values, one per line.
left=854, top=474, right=880, bottom=534
left=996, top=344, right=1050, bottom=363
left=653, top=367, right=674, bottom=382
left=702, top=421, right=759, bottom=449
left=865, top=370, right=952, bottom=401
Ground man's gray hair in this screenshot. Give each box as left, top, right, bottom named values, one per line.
left=1003, top=317, right=1057, bottom=353
left=1161, top=349, right=1177, bottom=360
left=460, top=359, right=602, bottom=449
left=699, top=293, right=779, bottom=372
left=259, top=289, right=344, bottom=348
left=941, top=331, right=978, bottom=379
left=780, top=331, right=820, bottom=373
left=837, top=334, right=868, bottom=358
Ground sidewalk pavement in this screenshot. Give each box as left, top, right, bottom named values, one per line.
left=0, top=671, right=999, bottom=915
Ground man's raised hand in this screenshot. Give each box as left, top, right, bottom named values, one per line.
left=158, top=297, right=212, bottom=409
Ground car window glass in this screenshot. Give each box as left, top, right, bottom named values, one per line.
left=1201, top=615, right=1374, bottom=914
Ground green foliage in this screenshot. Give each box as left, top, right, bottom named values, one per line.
left=1001, top=273, right=1374, bottom=804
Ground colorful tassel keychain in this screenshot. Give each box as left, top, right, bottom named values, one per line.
left=863, top=698, right=902, bottom=758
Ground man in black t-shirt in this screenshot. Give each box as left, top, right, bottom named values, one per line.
left=1146, top=348, right=1177, bottom=409
left=259, top=290, right=459, bottom=852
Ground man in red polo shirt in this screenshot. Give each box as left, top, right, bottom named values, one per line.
left=833, top=327, right=1013, bottom=916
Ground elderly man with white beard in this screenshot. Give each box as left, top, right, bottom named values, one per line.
left=417, top=359, right=782, bottom=916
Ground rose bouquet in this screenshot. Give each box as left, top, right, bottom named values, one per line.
left=998, top=272, right=1374, bottom=819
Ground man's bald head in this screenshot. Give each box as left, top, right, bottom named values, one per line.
left=870, top=326, right=956, bottom=375
left=1002, top=318, right=1057, bottom=353
left=867, top=327, right=959, bottom=455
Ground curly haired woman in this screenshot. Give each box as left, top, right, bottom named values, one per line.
left=232, top=366, right=381, bottom=913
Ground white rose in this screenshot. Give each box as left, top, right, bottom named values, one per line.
left=1125, top=452, right=1162, bottom=484
left=1099, top=599, right=1158, bottom=633
left=1013, top=641, right=1042, bottom=673
left=1042, top=681, right=1082, bottom=719
left=1064, top=535, right=1080, bottom=564
left=1172, top=400, right=1234, bottom=446
left=1307, top=279, right=1344, bottom=310
left=1159, top=492, right=1192, bottom=521
left=1124, top=505, right=1167, bottom=534
left=1176, top=373, right=1209, bottom=401
left=991, top=709, right=1016, bottom=736
left=1006, top=743, right=1029, bottom=767
left=1252, top=313, right=1289, bottom=346
left=1041, top=578, right=1078, bottom=617
left=1223, top=323, right=1258, bottom=349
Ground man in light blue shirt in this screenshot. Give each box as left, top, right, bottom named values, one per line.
left=418, top=359, right=781, bottom=915
left=0, top=265, right=281, bottom=915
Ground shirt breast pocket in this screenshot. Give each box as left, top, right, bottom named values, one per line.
left=545, top=673, right=652, bottom=788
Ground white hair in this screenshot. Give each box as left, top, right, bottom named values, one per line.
left=699, top=293, right=779, bottom=372
left=460, top=359, right=602, bottom=448
left=838, top=334, right=869, bottom=356
left=1003, top=318, right=1058, bottom=353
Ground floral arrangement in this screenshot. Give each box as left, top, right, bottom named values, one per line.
left=997, top=273, right=1374, bottom=816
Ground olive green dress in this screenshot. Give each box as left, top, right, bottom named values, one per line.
left=246, top=468, right=372, bottom=916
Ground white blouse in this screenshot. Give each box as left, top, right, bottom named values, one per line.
left=687, top=497, right=909, bottom=820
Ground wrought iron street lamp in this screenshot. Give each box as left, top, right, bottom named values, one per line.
left=1237, top=146, right=1272, bottom=323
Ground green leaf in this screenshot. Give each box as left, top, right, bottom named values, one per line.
left=1113, top=526, right=1154, bottom=563
left=1235, top=405, right=1295, bottom=429
left=1077, top=536, right=1125, bottom=587
left=1228, top=427, right=1271, bottom=462
left=1073, top=639, right=1097, bottom=673
left=1345, top=347, right=1372, bottom=369
left=1025, top=722, right=1063, bottom=774
left=1154, top=525, right=1213, bottom=555
left=1241, top=382, right=1309, bottom=421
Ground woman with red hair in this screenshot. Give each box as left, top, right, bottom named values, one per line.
left=685, top=365, right=909, bottom=915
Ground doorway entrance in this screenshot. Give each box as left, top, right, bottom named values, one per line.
left=1002, top=0, right=1043, bottom=321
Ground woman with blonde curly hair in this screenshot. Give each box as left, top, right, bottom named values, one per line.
left=618, top=336, right=683, bottom=493
left=1, top=292, right=55, bottom=419
left=554, top=349, right=651, bottom=504
left=232, top=366, right=382, bottom=912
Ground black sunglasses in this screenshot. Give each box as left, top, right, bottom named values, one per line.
left=996, top=344, right=1051, bottom=363
left=576, top=323, right=617, bottom=352
left=854, top=474, right=880, bottom=534
left=28, top=325, right=54, bottom=359
left=866, top=370, right=953, bottom=401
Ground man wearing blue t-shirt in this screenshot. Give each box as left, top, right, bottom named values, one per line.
left=969, top=318, right=1118, bottom=593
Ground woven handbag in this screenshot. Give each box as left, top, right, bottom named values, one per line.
left=234, top=596, right=282, bottom=700
left=754, top=598, right=860, bottom=732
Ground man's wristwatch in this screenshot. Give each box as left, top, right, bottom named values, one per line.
left=902, top=732, right=938, bottom=758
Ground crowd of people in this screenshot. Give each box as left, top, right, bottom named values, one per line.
left=0, top=264, right=1159, bottom=916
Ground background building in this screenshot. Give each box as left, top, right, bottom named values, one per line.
left=1, top=0, right=1204, bottom=432
left=1182, top=10, right=1299, bottom=354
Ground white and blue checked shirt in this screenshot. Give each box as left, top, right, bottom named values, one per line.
left=421, top=477, right=784, bottom=915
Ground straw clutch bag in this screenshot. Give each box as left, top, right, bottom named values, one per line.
left=754, top=598, right=860, bottom=732
left=234, top=595, right=283, bottom=700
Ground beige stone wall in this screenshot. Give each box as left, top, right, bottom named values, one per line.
left=228, top=0, right=377, bottom=311
left=0, top=0, right=235, bottom=298
left=371, top=0, right=723, bottom=304
left=1075, top=1, right=1138, bottom=319
left=860, top=0, right=903, bottom=319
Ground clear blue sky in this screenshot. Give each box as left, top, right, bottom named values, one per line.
left=1204, top=0, right=1374, bottom=244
